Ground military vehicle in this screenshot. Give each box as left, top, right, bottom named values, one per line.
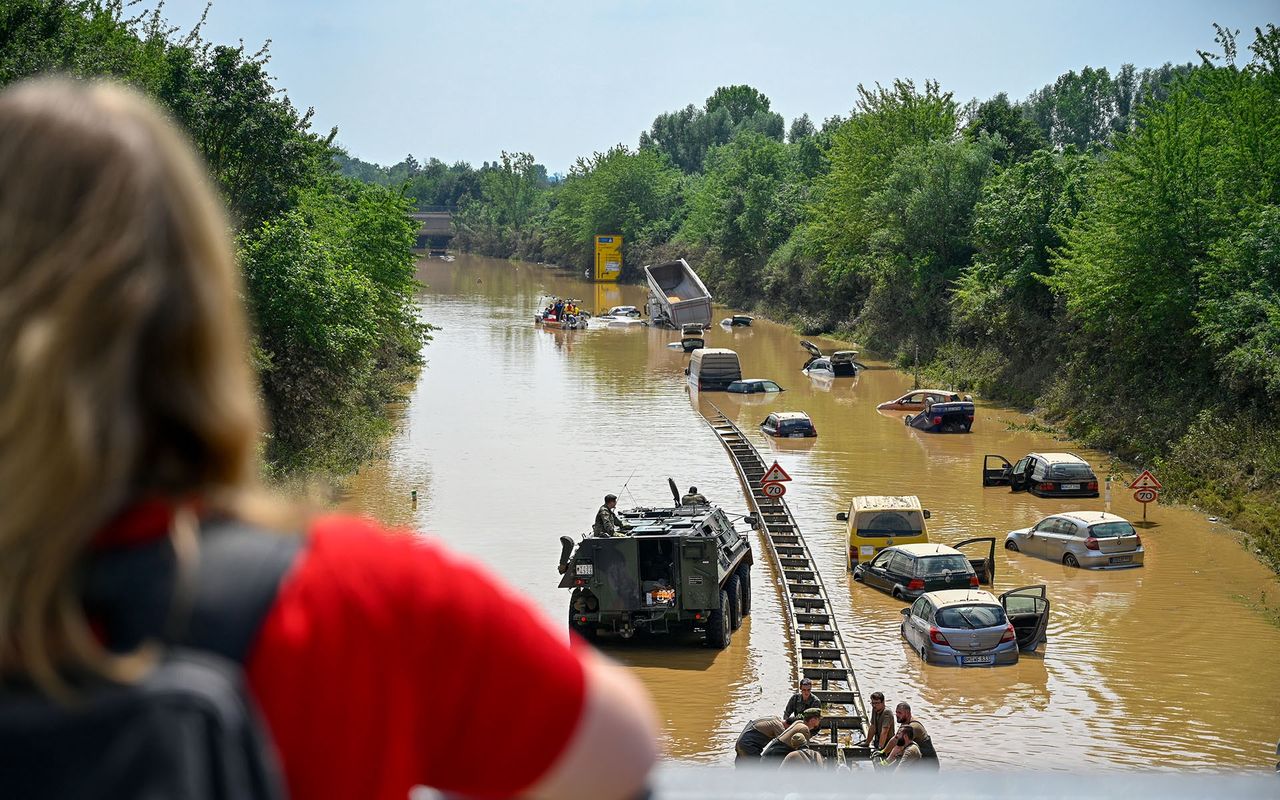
left=559, top=480, right=755, bottom=648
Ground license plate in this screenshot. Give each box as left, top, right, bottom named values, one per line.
left=789, top=433, right=804, bottom=438
left=1110, top=555, right=1132, bottom=564
left=575, top=564, right=593, bottom=576
left=962, top=654, right=994, bottom=666
left=1061, top=483, right=1080, bottom=490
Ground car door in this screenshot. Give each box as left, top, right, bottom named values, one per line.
left=904, top=596, right=930, bottom=648
left=999, top=585, right=1050, bottom=652
left=1009, top=457, right=1032, bottom=492
left=983, top=455, right=1012, bottom=486
left=1023, top=517, right=1059, bottom=558
left=1042, top=518, right=1075, bottom=562
left=953, top=537, right=996, bottom=584
left=761, top=414, right=777, bottom=435
left=863, top=549, right=895, bottom=591
left=886, top=551, right=915, bottom=592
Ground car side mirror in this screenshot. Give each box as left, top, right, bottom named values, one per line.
left=900, top=608, right=910, bottom=617
left=836, top=512, right=848, bottom=521
left=923, top=510, right=931, bottom=519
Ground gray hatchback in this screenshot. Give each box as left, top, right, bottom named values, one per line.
left=1004, top=511, right=1144, bottom=569
left=900, top=587, right=1049, bottom=666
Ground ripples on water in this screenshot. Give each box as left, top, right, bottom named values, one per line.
left=341, top=256, right=1280, bottom=771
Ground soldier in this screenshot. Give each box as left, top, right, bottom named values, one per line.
left=592, top=494, right=632, bottom=537
left=783, top=677, right=822, bottom=723
left=760, top=707, right=822, bottom=762
left=779, top=732, right=825, bottom=769
left=883, top=702, right=939, bottom=769
left=733, top=716, right=785, bottom=765
left=868, top=691, right=895, bottom=755
left=681, top=486, right=708, bottom=505
left=892, top=725, right=922, bottom=769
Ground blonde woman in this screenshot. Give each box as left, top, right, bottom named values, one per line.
left=0, top=77, right=657, bottom=799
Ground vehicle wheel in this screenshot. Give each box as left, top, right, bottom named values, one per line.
left=706, top=590, right=732, bottom=649
left=736, top=565, right=752, bottom=617
left=726, top=576, right=743, bottom=630
left=891, top=588, right=903, bottom=600
left=1063, top=553, right=1080, bottom=568
left=568, top=604, right=597, bottom=643
left=1005, top=540, right=1019, bottom=552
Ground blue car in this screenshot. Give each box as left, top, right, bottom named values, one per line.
left=905, top=399, right=975, bottom=433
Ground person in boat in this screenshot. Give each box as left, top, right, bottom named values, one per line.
left=883, top=702, right=939, bottom=769
left=760, top=707, right=822, bottom=762
left=779, top=732, right=825, bottom=769
left=782, top=677, right=822, bottom=723
left=592, top=494, right=632, bottom=537
left=554, top=299, right=565, bottom=320
left=681, top=486, right=708, bottom=505
left=0, top=77, right=658, bottom=800
left=733, top=716, right=786, bottom=765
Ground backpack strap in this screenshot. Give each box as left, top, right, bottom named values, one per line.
left=84, top=518, right=304, bottom=664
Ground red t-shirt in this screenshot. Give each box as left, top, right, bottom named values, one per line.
left=99, top=509, right=588, bottom=800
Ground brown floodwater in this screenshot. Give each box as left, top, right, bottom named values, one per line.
left=340, top=254, right=1280, bottom=771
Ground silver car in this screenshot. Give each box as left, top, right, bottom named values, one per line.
left=1004, top=511, right=1144, bottom=569
left=900, top=588, right=1049, bottom=666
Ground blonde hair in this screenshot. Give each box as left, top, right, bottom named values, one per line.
left=0, top=77, right=263, bottom=693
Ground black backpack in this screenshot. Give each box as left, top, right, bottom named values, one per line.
left=0, top=519, right=302, bottom=799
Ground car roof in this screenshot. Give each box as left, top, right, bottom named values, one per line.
left=1054, top=511, right=1130, bottom=525
left=693, top=347, right=738, bottom=357
left=774, top=411, right=811, bottom=421
left=924, top=589, right=999, bottom=607
left=734, top=378, right=773, bottom=384
left=910, top=388, right=957, bottom=395
left=888, top=543, right=960, bottom=557
left=851, top=495, right=923, bottom=511
left=1028, top=452, right=1089, bottom=464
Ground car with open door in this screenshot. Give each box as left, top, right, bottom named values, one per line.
left=800, top=340, right=859, bottom=376
left=1005, top=511, right=1144, bottom=568
left=900, top=585, right=1049, bottom=666
left=852, top=538, right=995, bottom=600
left=982, top=452, right=1100, bottom=498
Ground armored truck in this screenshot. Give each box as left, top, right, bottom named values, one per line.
left=559, top=482, right=755, bottom=649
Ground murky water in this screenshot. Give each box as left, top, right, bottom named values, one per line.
left=341, top=255, right=1280, bottom=771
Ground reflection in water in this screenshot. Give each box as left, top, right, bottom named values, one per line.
left=341, top=255, right=1280, bottom=771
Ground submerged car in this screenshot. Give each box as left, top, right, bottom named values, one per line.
left=721, top=314, right=754, bottom=327
left=607, top=305, right=641, bottom=318
left=900, top=586, right=1049, bottom=666
left=877, top=389, right=967, bottom=411
left=1005, top=511, right=1144, bottom=569
left=852, top=540, right=996, bottom=599
left=905, top=399, right=975, bottom=433
left=982, top=452, right=1100, bottom=498
left=680, top=322, right=705, bottom=352
left=761, top=411, right=816, bottom=437
left=727, top=379, right=784, bottom=394
left=800, top=341, right=860, bottom=376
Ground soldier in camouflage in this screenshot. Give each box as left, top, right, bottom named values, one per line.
left=593, top=494, right=632, bottom=537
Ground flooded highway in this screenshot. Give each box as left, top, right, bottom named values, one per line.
left=341, top=254, right=1280, bottom=771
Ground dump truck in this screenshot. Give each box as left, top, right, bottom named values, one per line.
left=644, top=258, right=713, bottom=329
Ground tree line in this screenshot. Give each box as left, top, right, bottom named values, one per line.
left=1, top=0, right=431, bottom=474
left=354, top=24, right=1278, bottom=570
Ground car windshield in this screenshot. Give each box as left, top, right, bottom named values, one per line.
left=855, top=511, right=922, bottom=538
left=936, top=604, right=1005, bottom=629
left=1048, top=463, right=1094, bottom=479
left=1090, top=521, right=1136, bottom=538
left=918, top=555, right=971, bottom=577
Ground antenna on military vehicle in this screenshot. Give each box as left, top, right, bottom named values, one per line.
left=620, top=467, right=639, bottom=507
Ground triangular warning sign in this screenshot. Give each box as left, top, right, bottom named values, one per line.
left=1128, top=469, right=1162, bottom=490
left=762, top=461, right=792, bottom=483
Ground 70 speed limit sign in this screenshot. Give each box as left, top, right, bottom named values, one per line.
left=761, top=480, right=787, bottom=498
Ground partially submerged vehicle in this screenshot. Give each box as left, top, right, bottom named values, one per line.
left=1005, top=511, right=1144, bottom=569
left=607, top=305, right=641, bottom=318
left=900, top=586, right=1049, bottom=666
left=877, top=389, right=967, bottom=411
left=680, top=322, right=705, bottom=352
left=836, top=495, right=931, bottom=569
left=597, top=304, right=647, bottom=328
left=905, top=399, right=975, bottom=433
left=982, top=453, right=1100, bottom=498
left=686, top=348, right=742, bottom=391
left=726, top=379, right=783, bottom=394
left=800, top=341, right=860, bottom=376
left=760, top=411, right=816, bottom=438
left=558, top=480, right=755, bottom=648
left=644, top=259, right=713, bottom=329
left=720, top=314, right=754, bottom=327
left=852, top=539, right=996, bottom=599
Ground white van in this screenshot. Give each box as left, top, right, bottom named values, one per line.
left=686, top=348, right=742, bottom=391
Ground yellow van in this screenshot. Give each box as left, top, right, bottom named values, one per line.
left=835, top=495, right=931, bottom=570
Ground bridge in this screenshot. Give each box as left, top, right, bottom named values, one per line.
left=410, top=207, right=454, bottom=252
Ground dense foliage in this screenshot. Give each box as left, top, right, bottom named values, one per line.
left=392, top=24, right=1277, bottom=570
left=0, top=1, right=430, bottom=473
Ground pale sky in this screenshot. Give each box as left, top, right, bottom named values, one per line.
left=157, top=1, right=1275, bottom=173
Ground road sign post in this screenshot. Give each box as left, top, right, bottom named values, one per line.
left=1128, top=470, right=1161, bottom=523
